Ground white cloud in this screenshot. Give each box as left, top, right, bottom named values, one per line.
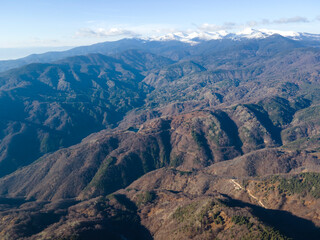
left=274, top=16, right=309, bottom=24
left=246, top=19, right=271, bottom=27
left=198, top=22, right=236, bottom=31
left=245, top=17, right=309, bottom=28
left=66, top=16, right=316, bottom=46
left=198, top=16, right=309, bottom=33
left=246, top=21, right=259, bottom=27
left=75, top=27, right=140, bottom=38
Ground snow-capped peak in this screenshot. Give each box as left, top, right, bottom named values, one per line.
left=257, top=29, right=300, bottom=38
left=236, top=28, right=267, bottom=37
left=145, top=28, right=320, bottom=44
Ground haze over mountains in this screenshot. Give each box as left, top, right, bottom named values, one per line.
left=1, top=28, right=320, bottom=73
left=0, top=30, right=320, bottom=239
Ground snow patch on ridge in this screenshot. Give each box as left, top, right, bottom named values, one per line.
left=144, top=28, right=320, bottom=44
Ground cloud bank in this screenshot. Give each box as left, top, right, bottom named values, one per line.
left=76, top=27, right=139, bottom=38
left=198, top=22, right=236, bottom=31
left=198, top=16, right=311, bottom=33
left=73, top=15, right=315, bottom=43
left=274, top=16, right=309, bottom=24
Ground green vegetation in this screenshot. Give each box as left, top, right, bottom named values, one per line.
left=81, top=156, right=119, bottom=197
left=39, top=133, right=61, bottom=153
left=158, top=130, right=172, bottom=167
left=172, top=199, right=290, bottom=239
left=215, top=78, right=240, bottom=88
left=135, top=191, right=156, bottom=206
left=281, top=105, right=320, bottom=147
left=231, top=216, right=289, bottom=239
left=86, top=157, right=116, bottom=189
left=232, top=215, right=253, bottom=229
left=208, top=120, right=223, bottom=145
left=282, top=135, right=320, bottom=150
left=258, top=226, right=290, bottom=240
left=240, top=126, right=263, bottom=147
left=141, top=150, right=157, bottom=173
left=170, top=154, right=184, bottom=167
left=277, top=173, right=320, bottom=198
left=192, top=129, right=205, bottom=148
left=177, top=170, right=192, bottom=176
left=172, top=200, right=224, bottom=237
left=300, top=83, right=320, bottom=103
left=173, top=202, right=199, bottom=223
left=289, top=97, right=310, bottom=111
left=173, top=200, right=227, bottom=234
left=294, top=105, right=320, bottom=123
left=259, top=97, right=295, bottom=127
left=191, top=129, right=213, bottom=161
left=198, top=201, right=225, bottom=226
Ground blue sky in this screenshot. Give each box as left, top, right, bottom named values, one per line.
left=1, top=0, right=320, bottom=58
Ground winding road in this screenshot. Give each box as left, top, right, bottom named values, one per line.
left=230, top=179, right=267, bottom=208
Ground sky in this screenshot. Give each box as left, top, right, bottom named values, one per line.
left=1, top=0, right=320, bottom=59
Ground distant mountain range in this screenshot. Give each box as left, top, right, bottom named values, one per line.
left=0, top=31, right=320, bottom=239
left=145, top=28, right=320, bottom=43
left=1, top=28, right=320, bottom=73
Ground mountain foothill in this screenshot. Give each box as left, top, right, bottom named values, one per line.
left=0, top=32, right=320, bottom=239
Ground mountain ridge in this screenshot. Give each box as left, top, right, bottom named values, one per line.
left=145, top=28, right=320, bottom=44
left=0, top=29, right=320, bottom=73
left=0, top=34, right=320, bottom=239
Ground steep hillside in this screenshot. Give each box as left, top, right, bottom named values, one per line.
left=0, top=53, right=152, bottom=177
left=2, top=168, right=320, bottom=239
left=0, top=97, right=318, bottom=202
left=1, top=35, right=320, bottom=179
left=0, top=35, right=320, bottom=239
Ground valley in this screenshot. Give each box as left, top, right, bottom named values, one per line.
left=0, top=33, right=320, bottom=239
